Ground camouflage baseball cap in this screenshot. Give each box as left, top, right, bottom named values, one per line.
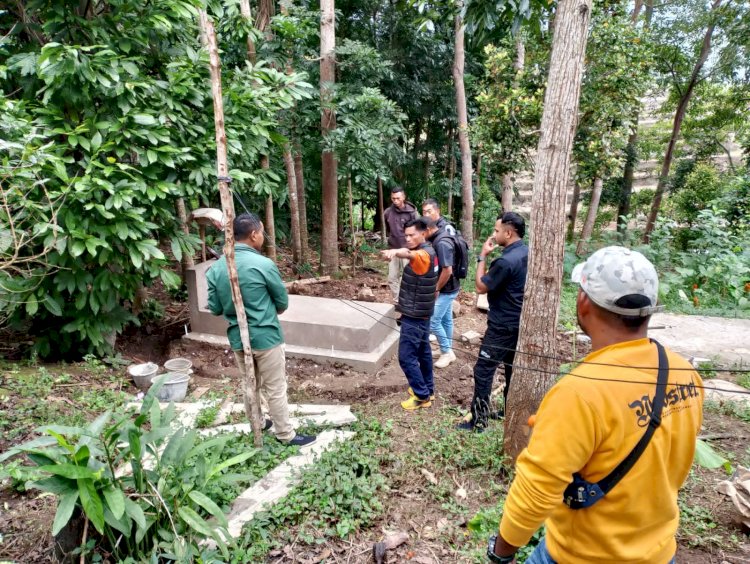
left=571, top=246, right=664, bottom=317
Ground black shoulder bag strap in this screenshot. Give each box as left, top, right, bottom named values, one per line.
left=563, top=339, right=669, bottom=509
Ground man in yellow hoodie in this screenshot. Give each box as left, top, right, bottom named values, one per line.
left=488, top=246, right=703, bottom=564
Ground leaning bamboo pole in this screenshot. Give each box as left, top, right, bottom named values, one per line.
left=199, top=10, right=263, bottom=446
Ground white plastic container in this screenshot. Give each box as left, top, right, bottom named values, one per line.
left=163, top=358, right=193, bottom=375
left=154, top=372, right=191, bottom=402
left=127, top=362, right=158, bottom=391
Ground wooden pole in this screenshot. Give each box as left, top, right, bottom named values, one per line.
left=200, top=10, right=263, bottom=446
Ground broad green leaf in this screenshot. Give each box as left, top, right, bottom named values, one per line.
left=30, top=476, right=77, bottom=495
left=38, top=463, right=96, bottom=480
left=170, top=239, right=182, bottom=261
left=694, top=439, right=729, bottom=470
left=26, top=296, right=39, bottom=316
left=177, top=505, right=215, bottom=537
left=52, top=490, right=80, bottom=536
left=42, top=295, right=63, bottom=316
left=133, top=114, right=156, bottom=125
left=78, top=478, right=105, bottom=534
left=103, top=505, right=131, bottom=535
left=123, top=497, right=147, bottom=531
left=207, top=451, right=255, bottom=480
left=188, top=490, right=228, bottom=528
left=103, top=485, right=126, bottom=520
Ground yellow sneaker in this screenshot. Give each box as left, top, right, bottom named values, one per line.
left=408, top=387, right=435, bottom=401
left=401, top=396, right=432, bottom=410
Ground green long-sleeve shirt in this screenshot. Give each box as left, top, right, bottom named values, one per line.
left=206, top=244, right=288, bottom=351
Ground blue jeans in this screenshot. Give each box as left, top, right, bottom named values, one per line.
left=398, top=316, right=433, bottom=399
left=430, top=290, right=459, bottom=353
left=524, top=537, right=675, bottom=564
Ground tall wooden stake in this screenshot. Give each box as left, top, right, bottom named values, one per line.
left=200, top=10, right=263, bottom=446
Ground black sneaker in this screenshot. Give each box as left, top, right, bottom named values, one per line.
left=455, top=421, right=484, bottom=434
left=286, top=434, right=317, bottom=447
left=263, top=418, right=273, bottom=431
left=489, top=408, right=505, bottom=420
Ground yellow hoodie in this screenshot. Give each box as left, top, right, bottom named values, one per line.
left=500, top=338, right=703, bottom=564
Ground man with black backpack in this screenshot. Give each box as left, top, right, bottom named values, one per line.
left=423, top=200, right=470, bottom=368
left=485, top=247, right=703, bottom=564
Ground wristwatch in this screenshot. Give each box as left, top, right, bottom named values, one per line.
left=476, top=255, right=485, bottom=263
left=487, top=535, right=516, bottom=563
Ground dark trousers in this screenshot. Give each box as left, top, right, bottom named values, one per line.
left=471, top=323, right=519, bottom=428
left=398, top=315, right=434, bottom=400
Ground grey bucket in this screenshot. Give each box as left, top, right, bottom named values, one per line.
left=163, top=357, right=193, bottom=374
left=153, top=372, right=191, bottom=402
left=128, top=362, right=158, bottom=391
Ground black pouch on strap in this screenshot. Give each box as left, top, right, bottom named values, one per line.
left=563, top=340, right=669, bottom=510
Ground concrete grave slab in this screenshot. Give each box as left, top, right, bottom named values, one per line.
left=649, top=313, right=750, bottom=366
left=222, top=429, right=355, bottom=540
left=185, top=260, right=399, bottom=373
left=703, top=379, right=750, bottom=407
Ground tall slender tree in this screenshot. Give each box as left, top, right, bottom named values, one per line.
left=453, top=6, right=474, bottom=245
left=320, top=0, right=339, bottom=273
left=504, top=0, right=593, bottom=461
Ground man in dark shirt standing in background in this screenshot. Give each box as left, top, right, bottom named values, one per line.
left=457, top=212, right=528, bottom=432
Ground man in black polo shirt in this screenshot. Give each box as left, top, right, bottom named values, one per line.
left=457, top=212, right=528, bottom=432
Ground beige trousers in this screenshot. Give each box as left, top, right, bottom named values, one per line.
left=234, top=345, right=295, bottom=441
left=388, top=256, right=409, bottom=300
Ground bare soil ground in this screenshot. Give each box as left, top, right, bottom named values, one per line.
left=2, top=259, right=749, bottom=563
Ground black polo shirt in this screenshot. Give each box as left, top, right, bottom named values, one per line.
left=481, top=240, right=528, bottom=329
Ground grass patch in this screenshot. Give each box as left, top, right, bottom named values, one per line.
left=703, top=398, right=750, bottom=423
left=234, top=418, right=392, bottom=562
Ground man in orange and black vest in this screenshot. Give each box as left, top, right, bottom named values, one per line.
left=381, top=218, right=439, bottom=410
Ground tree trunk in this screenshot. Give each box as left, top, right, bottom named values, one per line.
left=501, top=174, right=513, bottom=212
left=239, top=0, right=256, bottom=63
left=643, top=0, right=722, bottom=241
left=377, top=175, right=386, bottom=244
left=448, top=140, right=456, bottom=219
left=503, top=0, right=593, bottom=462
left=453, top=10, right=474, bottom=246
left=261, top=156, right=277, bottom=260
left=175, top=197, right=195, bottom=282
left=500, top=37, right=525, bottom=214
left=319, top=0, right=339, bottom=274
left=347, top=171, right=355, bottom=245
left=617, top=0, right=653, bottom=233
left=576, top=177, right=603, bottom=256
left=200, top=10, right=263, bottom=447
left=475, top=152, right=482, bottom=192
left=283, top=145, right=302, bottom=264
left=293, top=146, right=309, bottom=260
left=566, top=181, right=581, bottom=242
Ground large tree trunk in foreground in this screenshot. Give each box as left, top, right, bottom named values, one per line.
left=283, top=145, right=302, bottom=264
left=200, top=10, right=263, bottom=446
left=643, top=0, right=721, bottom=241
left=576, top=177, right=603, bottom=256
left=319, top=0, right=338, bottom=274
left=504, top=0, right=593, bottom=462
left=453, top=10, right=474, bottom=246
left=293, top=147, right=309, bottom=260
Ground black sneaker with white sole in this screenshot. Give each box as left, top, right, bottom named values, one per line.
left=263, top=418, right=273, bottom=431
left=286, top=434, right=317, bottom=447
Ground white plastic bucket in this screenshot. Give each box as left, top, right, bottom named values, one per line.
left=154, top=372, right=191, bottom=402
left=163, top=358, right=193, bottom=375
left=127, top=362, right=158, bottom=391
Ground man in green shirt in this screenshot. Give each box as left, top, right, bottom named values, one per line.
left=207, top=213, right=315, bottom=447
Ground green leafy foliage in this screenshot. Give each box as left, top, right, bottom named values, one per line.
left=0, top=1, right=311, bottom=358
left=1, top=382, right=296, bottom=561
left=234, top=418, right=391, bottom=561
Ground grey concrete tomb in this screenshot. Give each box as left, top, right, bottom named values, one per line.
left=184, top=260, right=399, bottom=373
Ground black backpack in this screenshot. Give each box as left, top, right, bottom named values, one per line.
left=439, top=225, right=470, bottom=280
